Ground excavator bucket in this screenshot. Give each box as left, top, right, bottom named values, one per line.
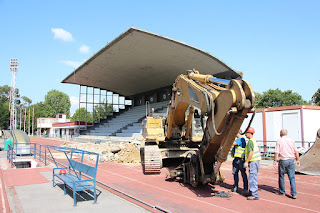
left=296, top=129, right=320, bottom=176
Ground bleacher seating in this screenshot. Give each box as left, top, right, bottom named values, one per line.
left=84, top=101, right=168, bottom=138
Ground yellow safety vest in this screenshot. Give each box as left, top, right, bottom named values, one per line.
left=231, top=137, right=245, bottom=158
left=234, top=146, right=245, bottom=158
left=245, top=137, right=261, bottom=161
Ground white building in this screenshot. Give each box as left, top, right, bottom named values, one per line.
left=51, top=121, right=91, bottom=139
left=37, top=114, right=70, bottom=137
left=37, top=113, right=92, bottom=139
left=241, top=105, right=320, bottom=149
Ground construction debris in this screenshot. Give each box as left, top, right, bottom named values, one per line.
left=214, top=191, right=233, bottom=198
left=61, top=141, right=142, bottom=164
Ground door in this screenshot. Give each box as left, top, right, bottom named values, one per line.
left=282, top=112, right=300, bottom=141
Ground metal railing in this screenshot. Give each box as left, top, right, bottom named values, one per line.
left=7, top=144, right=16, bottom=168
left=257, top=140, right=315, bottom=160
left=6, top=142, right=50, bottom=167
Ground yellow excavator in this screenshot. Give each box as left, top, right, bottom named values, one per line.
left=141, top=69, right=255, bottom=187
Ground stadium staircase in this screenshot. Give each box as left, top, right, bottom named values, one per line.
left=83, top=101, right=168, bottom=138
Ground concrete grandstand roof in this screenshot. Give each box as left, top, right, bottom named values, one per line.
left=62, top=27, right=240, bottom=97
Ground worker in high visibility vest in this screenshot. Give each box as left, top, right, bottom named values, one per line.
left=230, top=131, right=248, bottom=195
left=243, top=127, right=261, bottom=200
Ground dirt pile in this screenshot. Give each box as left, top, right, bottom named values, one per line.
left=62, top=141, right=141, bottom=164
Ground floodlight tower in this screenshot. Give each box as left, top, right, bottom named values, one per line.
left=9, top=59, right=19, bottom=130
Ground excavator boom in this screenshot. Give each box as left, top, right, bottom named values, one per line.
left=142, top=70, right=255, bottom=186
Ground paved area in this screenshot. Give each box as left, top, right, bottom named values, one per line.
left=1, top=137, right=320, bottom=213
left=0, top=138, right=149, bottom=213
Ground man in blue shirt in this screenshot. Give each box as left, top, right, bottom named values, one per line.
left=230, top=132, right=248, bottom=195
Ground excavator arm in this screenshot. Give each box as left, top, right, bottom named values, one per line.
left=168, top=70, right=255, bottom=186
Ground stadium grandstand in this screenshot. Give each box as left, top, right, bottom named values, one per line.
left=62, top=27, right=241, bottom=139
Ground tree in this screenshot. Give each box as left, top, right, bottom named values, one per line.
left=28, top=102, right=46, bottom=132
left=254, top=88, right=308, bottom=109
left=44, top=90, right=71, bottom=118
left=21, top=96, right=32, bottom=106
left=93, top=103, right=113, bottom=122
left=0, top=85, right=31, bottom=130
left=254, top=92, right=262, bottom=108
left=0, top=85, right=21, bottom=103
left=0, top=102, right=10, bottom=130
left=311, top=88, right=320, bottom=106
left=71, top=107, right=93, bottom=122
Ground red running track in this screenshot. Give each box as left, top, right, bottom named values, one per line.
left=30, top=138, right=320, bottom=212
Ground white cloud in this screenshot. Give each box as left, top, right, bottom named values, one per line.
left=80, top=45, right=90, bottom=54
left=51, top=28, right=74, bottom=41
left=70, top=96, right=79, bottom=115
left=60, top=60, right=83, bottom=68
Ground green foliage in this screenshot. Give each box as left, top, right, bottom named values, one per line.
left=0, top=85, right=31, bottom=130
left=21, top=96, right=32, bottom=106
left=254, top=88, right=308, bottom=109
left=311, top=88, right=320, bottom=106
left=253, top=92, right=262, bottom=108
left=29, top=102, right=45, bottom=132
left=93, top=104, right=113, bottom=122
left=71, top=107, right=93, bottom=122
left=0, top=85, right=10, bottom=103
left=0, top=102, right=10, bottom=129
left=44, top=90, right=71, bottom=118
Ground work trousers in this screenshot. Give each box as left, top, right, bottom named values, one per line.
left=278, top=159, right=297, bottom=196
left=232, top=157, right=248, bottom=190
left=248, top=160, right=260, bottom=198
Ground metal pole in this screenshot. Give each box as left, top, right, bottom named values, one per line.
left=93, top=87, right=95, bottom=125
left=20, top=107, right=22, bottom=130
left=24, top=108, right=26, bottom=132
left=32, top=108, right=34, bottom=136
left=28, top=107, right=30, bottom=135
left=9, top=59, right=18, bottom=130
left=15, top=107, right=17, bottom=130
left=79, top=85, right=81, bottom=135
left=99, top=89, right=101, bottom=122
left=106, top=90, right=108, bottom=118
left=85, top=86, right=88, bottom=129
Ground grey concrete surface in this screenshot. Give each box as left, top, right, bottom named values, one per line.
left=0, top=144, right=150, bottom=213
left=10, top=171, right=149, bottom=213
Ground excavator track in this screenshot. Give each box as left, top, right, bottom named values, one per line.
left=142, top=145, right=162, bottom=174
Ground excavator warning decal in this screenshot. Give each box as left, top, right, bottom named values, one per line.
left=189, top=86, right=199, bottom=103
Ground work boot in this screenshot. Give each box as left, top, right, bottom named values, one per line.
left=247, top=196, right=259, bottom=200
left=275, top=192, right=285, bottom=196
left=241, top=190, right=250, bottom=197
left=229, top=187, right=237, bottom=193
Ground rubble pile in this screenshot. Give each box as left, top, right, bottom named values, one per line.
left=62, top=141, right=141, bottom=164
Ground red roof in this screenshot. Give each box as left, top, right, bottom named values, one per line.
left=52, top=121, right=93, bottom=127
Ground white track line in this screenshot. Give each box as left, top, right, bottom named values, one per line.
left=102, top=164, right=320, bottom=213
left=260, top=198, right=320, bottom=213
left=261, top=176, right=320, bottom=186
left=100, top=168, right=238, bottom=213
left=225, top=175, right=320, bottom=198
left=0, top=172, right=6, bottom=213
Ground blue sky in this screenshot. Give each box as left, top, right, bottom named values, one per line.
left=0, top=0, right=319, bottom=114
